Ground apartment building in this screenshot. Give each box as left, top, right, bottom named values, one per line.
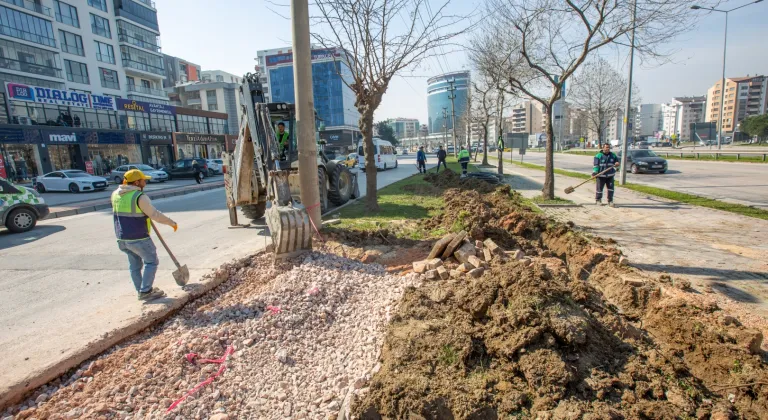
left=509, top=100, right=543, bottom=134
left=633, top=104, right=663, bottom=138
left=386, top=117, right=419, bottom=139
left=167, top=70, right=242, bottom=135
left=661, top=96, right=706, bottom=141
left=706, top=75, right=767, bottom=136
left=162, top=53, right=200, bottom=88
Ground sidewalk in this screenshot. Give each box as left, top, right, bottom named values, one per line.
left=44, top=181, right=224, bottom=219
left=487, top=162, right=768, bottom=320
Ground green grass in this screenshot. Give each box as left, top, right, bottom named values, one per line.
left=336, top=159, right=472, bottom=236
left=562, top=149, right=767, bottom=163
left=504, top=159, right=768, bottom=220
left=530, top=195, right=576, bottom=205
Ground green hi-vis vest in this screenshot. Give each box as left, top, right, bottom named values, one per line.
left=458, top=149, right=470, bottom=159
left=277, top=131, right=289, bottom=149
left=112, top=190, right=150, bottom=240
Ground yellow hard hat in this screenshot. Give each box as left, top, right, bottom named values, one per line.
left=123, top=169, right=151, bottom=183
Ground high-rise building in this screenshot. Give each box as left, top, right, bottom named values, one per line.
left=0, top=1, right=234, bottom=178
left=386, top=118, right=419, bottom=139
left=509, top=101, right=543, bottom=134
left=634, top=104, right=663, bottom=138
left=706, top=75, right=767, bottom=136
left=427, top=71, right=469, bottom=134
left=662, top=96, right=706, bottom=141
left=168, top=70, right=242, bottom=135
left=255, top=46, right=360, bottom=153
left=162, top=54, right=200, bottom=88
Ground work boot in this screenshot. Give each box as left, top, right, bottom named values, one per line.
left=608, top=201, right=616, bottom=208
left=595, top=199, right=602, bottom=206
left=138, top=287, right=166, bottom=301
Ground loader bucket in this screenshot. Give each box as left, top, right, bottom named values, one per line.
left=265, top=202, right=313, bottom=257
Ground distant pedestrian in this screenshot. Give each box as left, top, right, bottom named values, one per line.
left=112, top=169, right=178, bottom=301
left=593, top=143, right=620, bottom=207
left=436, top=146, right=448, bottom=173
left=416, top=146, right=427, bottom=173
left=192, top=160, right=202, bottom=184
left=458, top=146, right=470, bottom=177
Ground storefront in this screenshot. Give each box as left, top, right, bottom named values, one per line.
left=140, top=132, right=173, bottom=168
left=319, top=128, right=360, bottom=158
left=0, top=127, right=43, bottom=182
left=173, top=133, right=227, bottom=160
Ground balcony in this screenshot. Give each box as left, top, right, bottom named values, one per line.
left=134, top=0, right=155, bottom=9
left=0, top=56, right=61, bottom=78
left=2, top=0, right=52, bottom=17
left=118, top=31, right=160, bottom=53
left=127, top=84, right=165, bottom=97
left=122, top=58, right=164, bottom=76
left=186, top=97, right=201, bottom=105
left=0, top=24, right=56, bottom=47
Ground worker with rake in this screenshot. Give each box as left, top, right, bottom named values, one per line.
left=593, top=143, right=620, bottom=207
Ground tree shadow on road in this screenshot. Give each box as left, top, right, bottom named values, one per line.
left=0, top=225, right=66, bottom=250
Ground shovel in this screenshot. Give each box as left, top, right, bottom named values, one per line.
left=564, top=166, right=617, bottom=194
left=150, top=221, right=190, bottom=286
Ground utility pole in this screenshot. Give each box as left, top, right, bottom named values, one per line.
left=442, top=107, right=448, bottom=151
left=291, top=0, right=320, bottom=225
left=619, top=0, right=637, bottom=185
left=447, top=79, right=458, bottom=157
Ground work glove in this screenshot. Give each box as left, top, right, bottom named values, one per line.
left=592, top=172, right=598, bottom=177
left=173, top=223, right=178, bottom=232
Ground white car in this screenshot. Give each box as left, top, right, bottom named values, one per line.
left=111, top=164, right=169, bottom=184
left=206, top=159, right=224, bottom=175
left=34, top=170, right=109, bottom=193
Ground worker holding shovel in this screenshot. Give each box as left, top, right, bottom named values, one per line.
left=593, top=143, right=620, bottom=207
left=112, top=169, right=178, bottom=301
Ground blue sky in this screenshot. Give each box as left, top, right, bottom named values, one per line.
left=158, top=0, right=768, bottom=123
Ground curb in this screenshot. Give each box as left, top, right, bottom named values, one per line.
left=0, top=252, right=262, bottom=410
left=44, top=182, right=224, bottom=219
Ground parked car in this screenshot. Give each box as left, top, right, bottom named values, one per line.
left=111, top=164, right=169, bottom=184
left=618, top=150, right=668, bottom=174
left=398, top=148, right=409, bottom=155
left=206, top=159, right=224, bottom=176
left=631, top=141, right=649, bottom=149
left=1, top=176, right=49, bottom=233
left=650, top=141, right=672, bottom=148
left=447, top=146, right=455, bottom=154
left=34, top=170, right=109, bottom=193
left=358, top=138, right=398, bottom=170
left=167, top=158, right=209, bottom=180
left=344, top=153, right=359, bottom=168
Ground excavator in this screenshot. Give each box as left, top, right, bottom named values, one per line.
left=223, top=73, right=359, bottom=256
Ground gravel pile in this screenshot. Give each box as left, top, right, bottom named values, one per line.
left=5, top=252, right=418, bottom=420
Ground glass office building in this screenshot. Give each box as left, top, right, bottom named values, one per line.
left=427, top=71, right=470, bottom=134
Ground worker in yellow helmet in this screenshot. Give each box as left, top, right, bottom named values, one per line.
left=458, top=146, right=470, bottom=177
left=111, top=169, right=178, bottom=301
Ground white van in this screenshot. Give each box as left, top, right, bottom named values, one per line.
left=357, top=138, right=398, bottom=170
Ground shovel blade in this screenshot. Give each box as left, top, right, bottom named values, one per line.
left=564, top=187, right=575, bottom=194
left=173, top=265, right=190, bottom=286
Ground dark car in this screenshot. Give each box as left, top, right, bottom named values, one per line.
left=619, top=150, right=668, bottom=174
left=167, top=158, right=209, bottom=180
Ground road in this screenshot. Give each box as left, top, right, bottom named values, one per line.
left=507, top=151, right=768, bottom=208
left=38, top=177, right=213, bottom=207
left=0, top=155, right=429, bottom=407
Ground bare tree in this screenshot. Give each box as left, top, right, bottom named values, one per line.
left=486, top=0, right=710, bottom=199
left=569, top=57, right=639, bottom=147
left=470, top=80, right=495, bottom=165
left=312, top=0, right=467, bottom=211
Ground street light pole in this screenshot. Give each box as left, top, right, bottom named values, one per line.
left=691, top=0, right=764, bottom=150
left=619, top=0, right=637, bottom=186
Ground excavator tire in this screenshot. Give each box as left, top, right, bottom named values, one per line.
left=327, top=163, right=353, bottom=206
left=318, top=167, right=329, bottom=214
left=242, top=201, right=267, bottom=220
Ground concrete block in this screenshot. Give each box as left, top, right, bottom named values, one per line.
left=483, top=238, right=502, bottom=255
left=412, top=260, right=428, bottom=274
left=467, top=255, right=484, bottom=269
left=483, top=248, right=493, bottom=262
left=468, top=268, right=485, bottom=278
left=454, top=242, right=477, bottom=264
left=429, top=234, right=455, bottom=259
left=436, top=266, right=449, bottom=280
left=457, top=262, right=473, bottom=273
left=426, top=258, right=443, bottom=270
left=442, top=230, right=468, bottom=259
left=425, top=269, right=439, bottom=281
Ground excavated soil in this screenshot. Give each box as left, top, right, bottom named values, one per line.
left=354, top=171, right=768, bottom=419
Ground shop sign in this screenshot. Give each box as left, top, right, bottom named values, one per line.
left=140, top=132, right=172, bottom=143
left=116, top=99, right=176, bottom=116
left=48, top=133, right=78, bottom=143
left=266, top=48, right=340, bottom=67
left=175, top=133, right=225, bottom=143
left=5, top=82, right=116, bottom=110
left=85, top=161, right=94, bottom=175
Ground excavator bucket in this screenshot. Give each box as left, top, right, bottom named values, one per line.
left=265, top=203, right=312, bottom=257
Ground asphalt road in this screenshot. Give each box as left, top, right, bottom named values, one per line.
left=0, top=155, right=429, bottom=404
left=509, top=151, right=768, bottom=208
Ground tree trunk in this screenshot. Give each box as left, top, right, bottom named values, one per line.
left=496, top=89, right=504, bottom=175
left=543, top=106, right=555, bottom=199
left=359, top=111, right=379, bottom=212
left=482, top=124, right=489, bottom=166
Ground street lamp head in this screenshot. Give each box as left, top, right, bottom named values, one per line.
left=691, top=5, right=702, bottom=9
left=755, top=0, right=764, bottom=4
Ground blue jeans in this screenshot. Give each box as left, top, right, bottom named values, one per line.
left=118, top=238, right=159, bottom=294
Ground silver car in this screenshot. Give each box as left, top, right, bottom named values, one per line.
left=111, top=164, right=169, bottom=184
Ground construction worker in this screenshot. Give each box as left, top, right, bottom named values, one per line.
left=436, top=146, right=448, bottom=173
left=593, top=143, right=620, bottom=207
left=276, top=122, right=289, bottom=156
left=416, top=146, right=427, bottom=174
left=112, top=169, right=178, bottom=301
left=458, top=146, right=470, bottom=177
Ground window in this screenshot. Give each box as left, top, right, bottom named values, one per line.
left=64, top=59, right=89, bottom=84
left=0, top=5, right=57, bottom=47
left=90, top=13, right=111, bottom=38
left=116, top=20, right=160, bottom=52
left=0, top=38, right=62, bottom=78
left=115, top=0, right=159, bottom=31
left=208, top=103, right=218, bottom=111
left=141, top=79, right=150, bottom=88
left=150, top=114, right=175, bottom=131
left=99, top=67, right=118, bottom=89
left=215, top=75, right=223, bottom=82
left=208, top=117, right=227, bottom=134
left=187, top=91, right=200, bottom=99
left=58, top=30, right=84, bottom=56
left=52, top=0, right=79, bottom=28
left=120, top=45, right=163, bottom=75
left=87, top=0, right=107, bottom=12
left=94, top=40, right=114, bottom=64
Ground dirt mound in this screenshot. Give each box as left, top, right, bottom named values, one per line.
left=354, top=187, right=768, bottom=419
left=424, top=169, right=498, bottom=194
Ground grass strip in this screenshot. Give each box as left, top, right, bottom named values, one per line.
left=503, top=159, right=768, bottom=220
left=562, top=150, right=767, bottom=163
